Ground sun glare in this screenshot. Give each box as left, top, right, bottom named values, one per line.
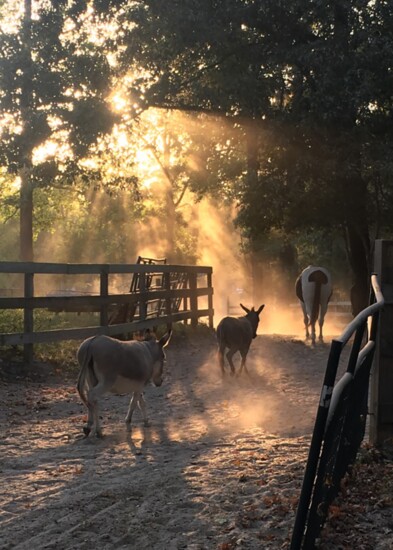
left=112, top=125, right=130, bottom=148
left=33, top=141, right=58, bottom=163
left=32, top=137, right=72, bottom=165
left=109, top=91, right=129, bottom=113
left=11, top=176, right=21, bottom=190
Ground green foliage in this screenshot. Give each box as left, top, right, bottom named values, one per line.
left=0, top=309, right=23, bottom=334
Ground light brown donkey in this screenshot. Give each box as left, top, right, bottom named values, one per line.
left=76, top=330, right=172, bottom=437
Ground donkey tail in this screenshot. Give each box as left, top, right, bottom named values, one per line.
left=76, top=337, right=97, bottom=407
left=309, top=270, right=328, bottom=325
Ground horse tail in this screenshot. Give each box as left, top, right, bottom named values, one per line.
left=309, top=270, right=328, bottom=326
left=76, top=337, right=98, bottom=407
left=295, top=274, right=303, bottom=302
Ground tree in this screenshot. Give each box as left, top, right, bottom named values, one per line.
left=0, top=0, right=118, bottom=260
left=235, top=1, right=393, bottom=313
left=117, top=0, right=393, bottom=313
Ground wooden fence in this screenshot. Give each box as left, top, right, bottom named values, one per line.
left=0, top=261, right=214, bottom=363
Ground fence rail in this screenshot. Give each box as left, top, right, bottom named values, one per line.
left=0, top=261, right=214, bottom=362
left=290, top=273, right=384, bottom=549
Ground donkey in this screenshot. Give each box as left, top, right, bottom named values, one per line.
left=217, top=303, right=265, bottom=376
left=296, top=266, right=332, bottom=345
left=76, top=330, right=172, bottom=437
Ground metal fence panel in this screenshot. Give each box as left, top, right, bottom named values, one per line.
left=290, top=274, right=384, bottom=550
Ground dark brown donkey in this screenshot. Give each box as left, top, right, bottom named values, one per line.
left=217, top=303, right=265, bottom=376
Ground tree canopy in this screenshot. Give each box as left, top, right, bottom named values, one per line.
left=1, top=0, right=393, bottom=311
left=115, top=0, right=393, bottom=311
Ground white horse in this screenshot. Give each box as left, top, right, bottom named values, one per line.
left=295, top=266, right=332, bottom=344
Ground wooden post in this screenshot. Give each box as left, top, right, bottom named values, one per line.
left=164, top=271, right=172, bottom=332
left=139, top=273, right=147, bottom=320
left=370, top=239, right=393, bottom=445
left=189, top=273, right=198, bottom=328
left=100, top=267, right=109, bottom=328
left=23, top=269, right=34, bottom=364
left=207, top=271, right=214, bottom=329
left=182, top=276, right=189, bottom=326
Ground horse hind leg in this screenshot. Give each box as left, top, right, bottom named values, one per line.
left=318, top=302, right=329, bottom=342
left=305, top=318, right=310, bottom=340
left=300, top=302, right=310, bottom=339
left=310, top=322, right=316, bottom=345
left=318, top=318, right=324, bottom=342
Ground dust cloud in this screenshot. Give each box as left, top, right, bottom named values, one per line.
left=32, top=170, right=346, bottom=341
left=187, top=198, right=343, bottom=338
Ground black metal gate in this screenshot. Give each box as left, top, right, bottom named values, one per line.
left=290, top=274, right=384, bottom=549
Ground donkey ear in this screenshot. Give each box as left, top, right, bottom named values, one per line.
left=240, top=303, right=250, bottom=314
left=159, top=330, right=172, bottom=348
left=257, top=304, right=265, bottom=314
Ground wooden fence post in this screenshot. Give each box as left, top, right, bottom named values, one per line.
left=183, top=276, right=189, bottom=325
left=189, top=273, right=198, bottom=328
left=370, top=239, right=393, bottom=445
left=139, top=272, right=147, bottom=320
left=207, top=271, right=214, bottom=329
left=100, top=267, right=109, bottom=328
left=164, top=272, right=172, bottom=331
left=24, top=270, right=34, bottom=365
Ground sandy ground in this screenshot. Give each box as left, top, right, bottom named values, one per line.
left=1, top=328, right=392, bottom=550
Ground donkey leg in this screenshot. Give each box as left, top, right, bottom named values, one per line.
left=137, top=393, right=150, bottom=427
left=83, top=404, right=94, bottom=437
left=238, top=350, right=250, bottom=376
left=125, top=392, right=139, bottom=431
left=218, top=345, right=226, bottom=375
left=87, top=383, right=106, bottom=437
left=226, top=350, right=237, bottom=376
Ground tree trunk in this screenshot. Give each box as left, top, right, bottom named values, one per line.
left=19, top=0, right=34, bottom=261
left=163, top=130, right=176, bottom=260
left=346, top=224, right=370, bottom=316
left=20, top=168, right=34, bottom=261
left=245, top=118, right=262, bottom=306
left=331, top=2, right=371, bottom=315
left=342, top=170, right=371, bottom=316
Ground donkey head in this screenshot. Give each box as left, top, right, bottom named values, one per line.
left=149, top=330, right=172, bottom=387
left=240, top=303, right=265, bottom=339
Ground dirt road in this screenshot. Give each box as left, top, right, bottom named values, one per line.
left=1, top=330, right=392, bottom=549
